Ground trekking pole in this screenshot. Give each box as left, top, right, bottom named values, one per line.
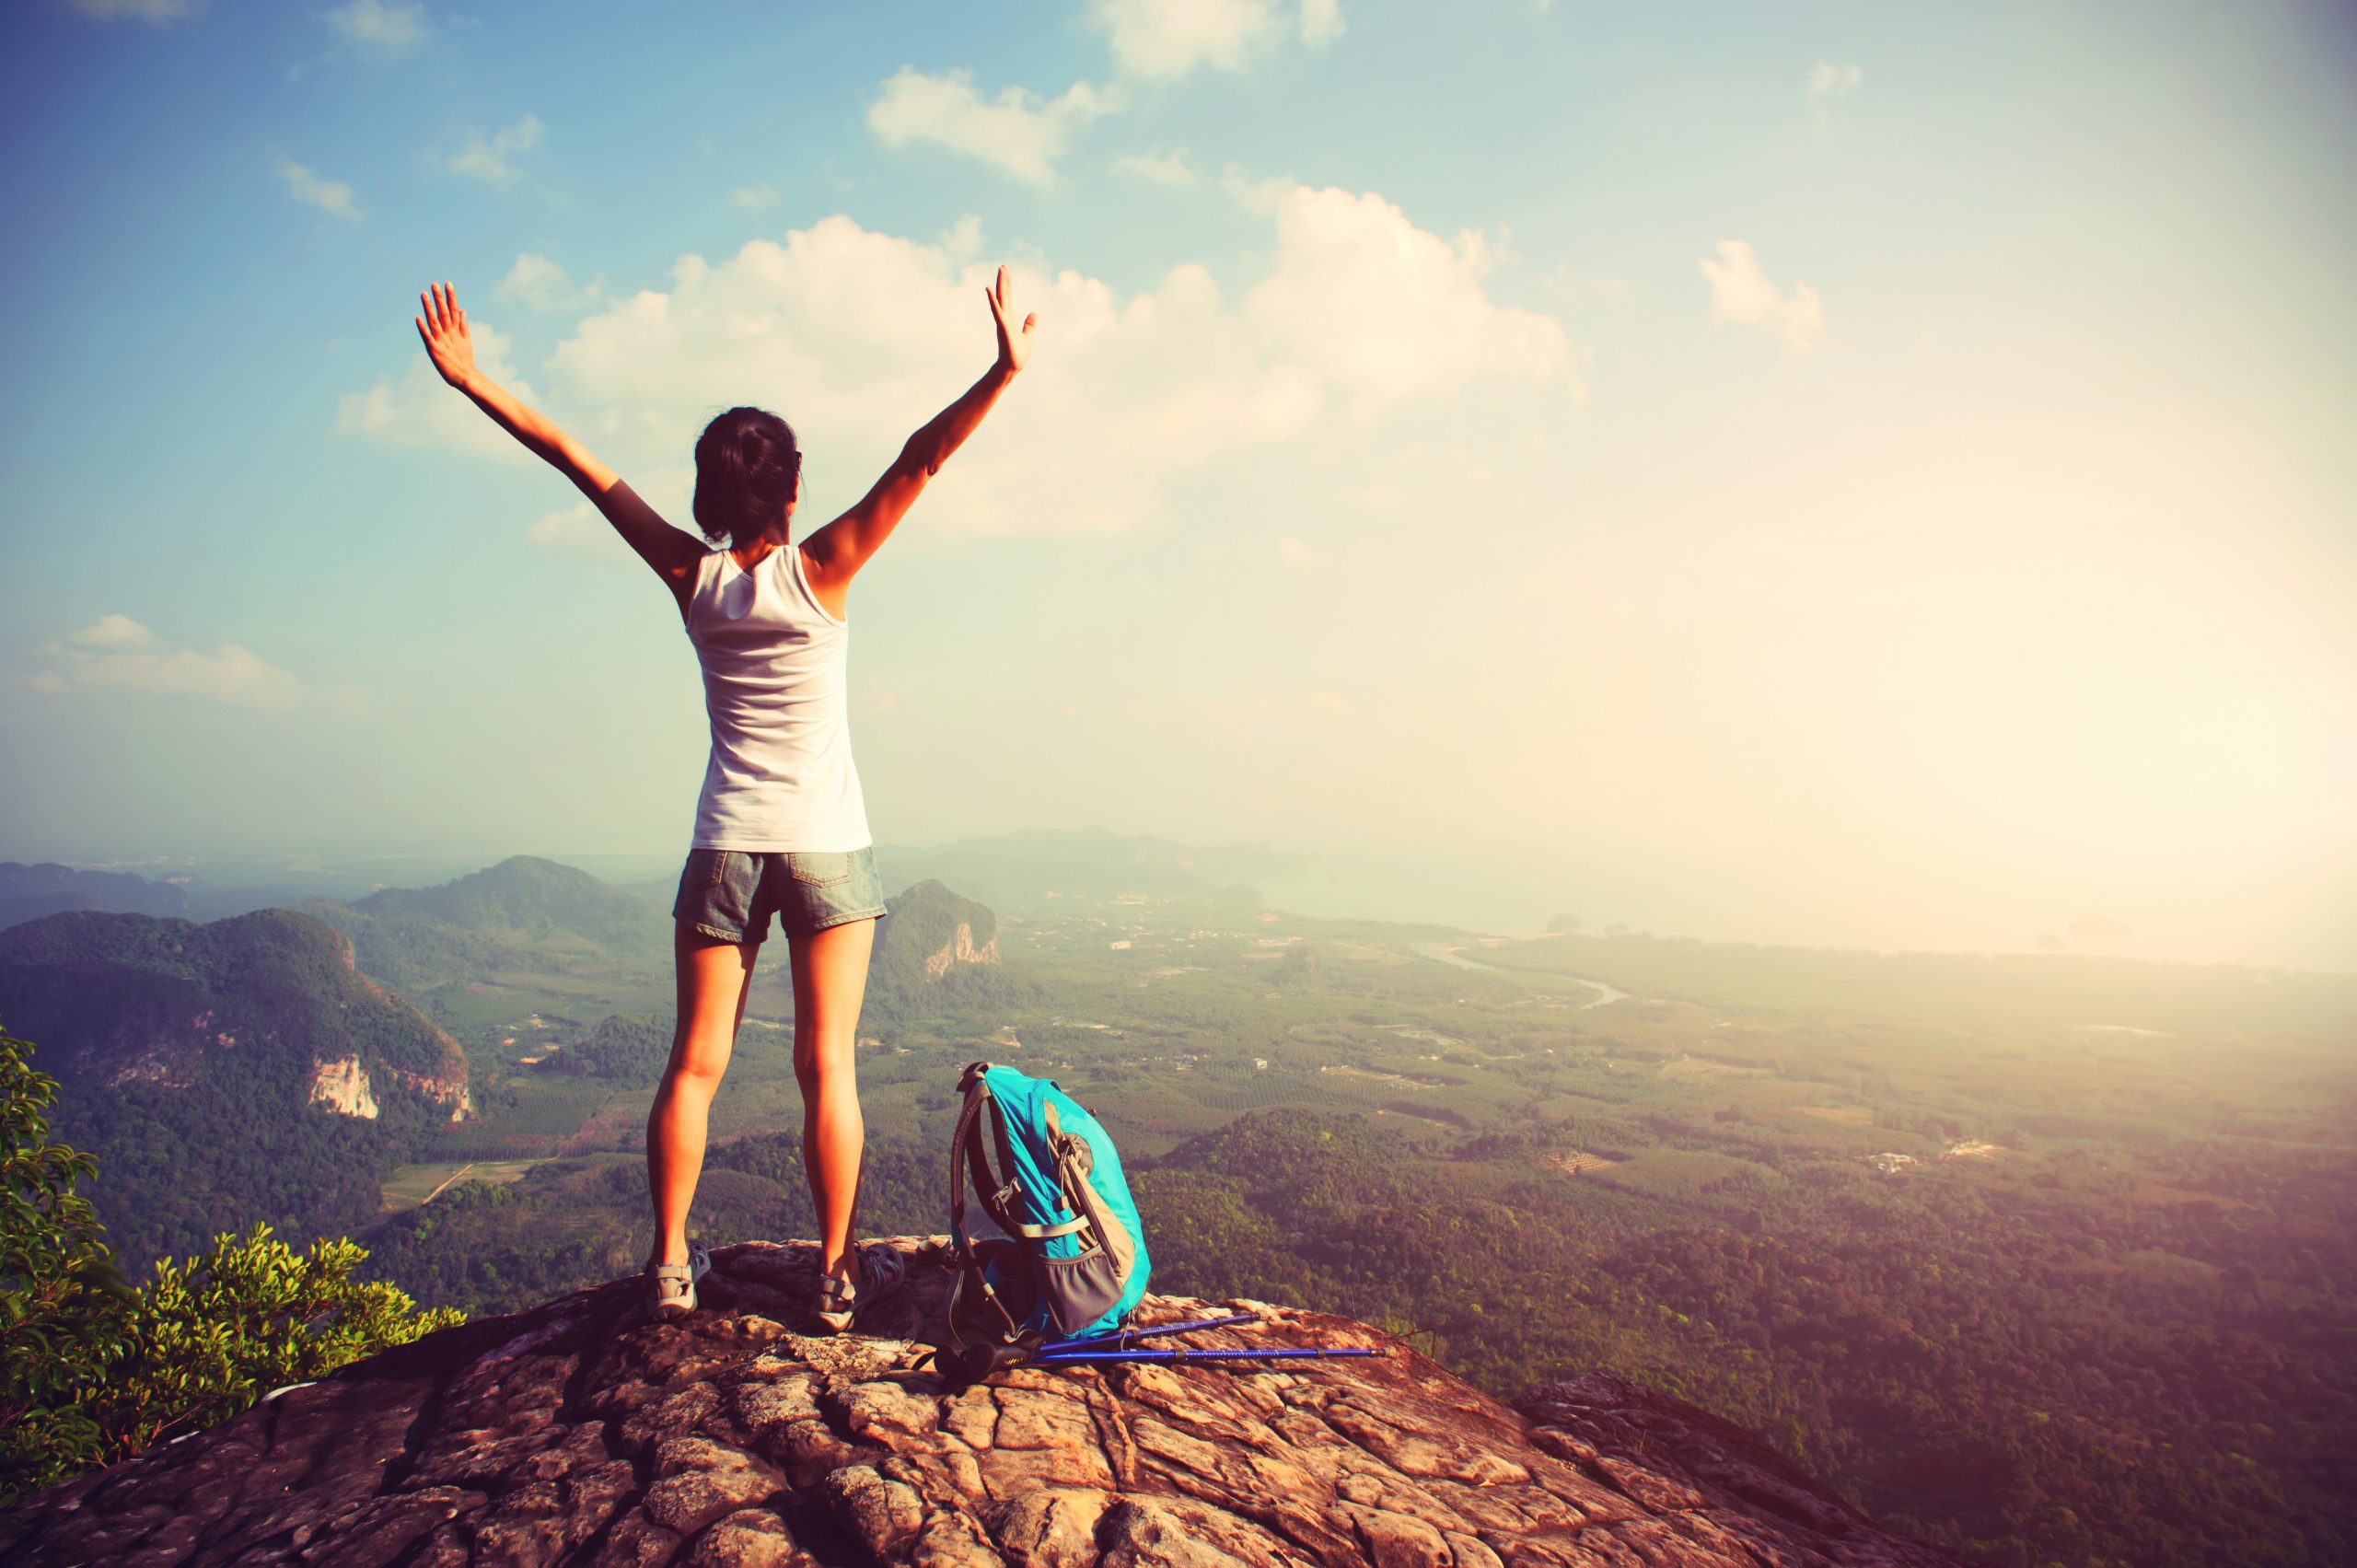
left=1029, top=1346, right=1382, bottom=1368
left=1038, top=1312, right=1262, bottom=1356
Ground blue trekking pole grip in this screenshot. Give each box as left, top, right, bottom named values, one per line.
left=1037, top=1312, right=1262, bottom=1356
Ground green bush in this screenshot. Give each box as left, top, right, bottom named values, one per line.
left=0, top=1018, right=128, bottom=1504
left=1, top=1021, right=463, bottom=1507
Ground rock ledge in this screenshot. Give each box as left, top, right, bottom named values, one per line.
left=1, top=1239, right=1967, bottom=1567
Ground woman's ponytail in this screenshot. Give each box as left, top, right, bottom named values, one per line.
left=692, top=407, right=802, bottom=550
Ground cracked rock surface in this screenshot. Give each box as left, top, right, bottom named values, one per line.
left=1, top=1239, right=1968, bottom=1567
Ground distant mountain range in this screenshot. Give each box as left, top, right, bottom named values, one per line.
left=535, top=875, right=1012, bottom=1087
left=0, top=854, right=1020, bottom=1271
left=300, top=854, right=672, bottom=997
left=0, top=861, right=192, bottom=929
left=331, top=854, right=657, bottom=935
left=5, top=825, right=1280, bottom=949
left=870, top=825, right=1306, bottom=915
left=296, top=853, right=1017, bottom=1027
left=0, top=906, right=470, bottom=1272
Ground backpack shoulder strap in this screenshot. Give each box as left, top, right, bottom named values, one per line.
left=944, top=1062, right=1028, bottom=1356
left=948, top=1062, right=1023, bottom=1244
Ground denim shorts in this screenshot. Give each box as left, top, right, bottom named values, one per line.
left=671, top=845, right=888, bottom=945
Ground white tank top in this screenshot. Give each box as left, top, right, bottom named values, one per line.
left=682, top=540, right=872, bottom=852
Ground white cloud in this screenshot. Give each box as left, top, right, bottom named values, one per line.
left=447, top=114, right=544, bottom=186
left=1807, top=60, right=1864, bottom=130
left=496, top=252, right=598, bottom=311
left=936, top=214, right=984, bottom=264
left=866, top=67, right=1121, bottom=186
left=1112, top=147, right=1199, bottom=186
left=1276, top=534, right=1331, bottom=567
left=1807, top=60, right=1864, bottom=99
left=273, top=155, right=362, bottom=221
left=324, top=0, right=426, bottom=52
left=731, top=184, right=780, bottom=213
left=1699, top=239, right=1824, bottom=351
left=27, top=617, right=300, bottom=707
left=342, top=184, right=1573, bottom=537
left=1088, top=0, right=1338, bottom=75
left=71, top=613, right=160, bottom=651
left=1299, top=0, right=1343, bottom=48
left=68, top=0, right=200, bottom=22
left=334, top=318, right=540, bottom=462
left=1239, top=179, right=1574, bottom=412
left=1091, top=0, right=1289, bottom=77
left=526, top=501, right=619, bottom=558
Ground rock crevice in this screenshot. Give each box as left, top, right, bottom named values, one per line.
left=0, top=1240, right=1968, bottom=1567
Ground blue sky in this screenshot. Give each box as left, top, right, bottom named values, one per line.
left=3, top=0, right=2353, bottom=970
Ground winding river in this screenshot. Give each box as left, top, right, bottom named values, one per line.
left=1410, top=941, right=1633, bottom=1007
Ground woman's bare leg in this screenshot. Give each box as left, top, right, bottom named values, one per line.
left=646, top=924, right=758, bottom=1269
left=789, top=916, right=877, bottom=1281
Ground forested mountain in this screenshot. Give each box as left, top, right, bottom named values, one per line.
left=336, top=854, right=656, bottom=935
left=540, top=1011, right=676, bottom=1086
left=0, top=907, right=470, bottom=1272
left=866, top=877, right=1011, bottom=1023
left=474, top=879, right=1013, bottom=1086
left=1137, top=1111, right=2354, bottom=1568
left=0, top=861, right=190, bottom=932
left=303, top=854, right=670, bottom=997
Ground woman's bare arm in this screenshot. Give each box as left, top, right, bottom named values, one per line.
left=415, top=282, right=705, bottom=598
left=800, top=264, right=1036, bottom=585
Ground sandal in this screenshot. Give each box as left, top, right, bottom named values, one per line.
left=812, top=1243, right=906, bottom=1335
left=649, top=1240, right=712, bottom=1318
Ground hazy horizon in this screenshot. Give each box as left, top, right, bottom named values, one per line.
left=4, top=2, right=2352, bottom=974
left=11, top=822, right=2344, bottom=977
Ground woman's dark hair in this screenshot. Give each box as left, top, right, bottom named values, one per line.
left=692, top=406, right=803, bottom=550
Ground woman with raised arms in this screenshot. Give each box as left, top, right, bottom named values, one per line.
left=413, top=267, right=1037, bottom=1330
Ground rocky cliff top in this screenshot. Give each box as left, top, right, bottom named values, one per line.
left=1, top=1239, right=1968, bottom=1568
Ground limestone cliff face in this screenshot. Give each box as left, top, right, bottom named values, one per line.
left=0, top=1240, right=1968, bottom=1568
left=305, top=1054, right=381, bottom=1119
left=406, top=1072, right=474, bottom=1123
left=0, top=908, right=471, bottom=1125
left=334, top=929, right=473, bottom=1123
left=923, top=922, right=1001, bottom=981
left=870, top=882, right=1004, bottom=1016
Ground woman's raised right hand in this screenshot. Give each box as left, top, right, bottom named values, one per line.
left=415, top=282, right=478, bottom=391
left=985, top=264, right=1037, bottom=376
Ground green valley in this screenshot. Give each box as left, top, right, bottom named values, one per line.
left=4, top=837, right=2351, bottom=1567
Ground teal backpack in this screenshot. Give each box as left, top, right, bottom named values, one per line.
left=937, top=1062, right=1151, bottom=1379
